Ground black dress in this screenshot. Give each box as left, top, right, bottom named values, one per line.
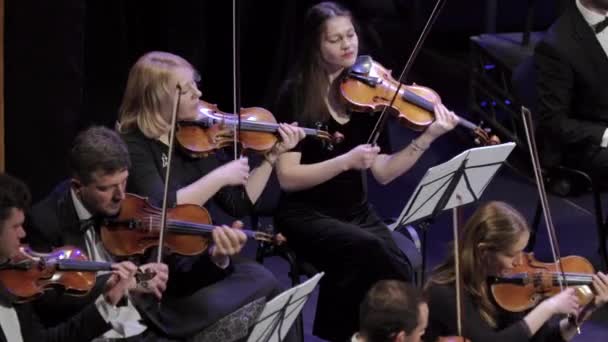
left=274, top=82, right=413, bottom=341
left=120, top=129, right=283, bottom=338
left=425, top=284, right=565, bottom=342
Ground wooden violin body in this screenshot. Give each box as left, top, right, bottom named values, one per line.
left=176, top=100, right=335, bottom=158
left=0, top=246, right=112, bottom=302
left=341, top=56, right=436, bottom=131
left=340, top=55, right=496, bottom=145
left=100, top=193, right=274, bottom=257
left=491, top=252, right=595, bottom=312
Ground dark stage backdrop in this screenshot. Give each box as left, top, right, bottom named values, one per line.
left=5, top=0, right=561, bottom=202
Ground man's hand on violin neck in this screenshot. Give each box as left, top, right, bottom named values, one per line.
left=211, top=225, right=247, bottom=258
left=132, top=262, right=169, bottom=300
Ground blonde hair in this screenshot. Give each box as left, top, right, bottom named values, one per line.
left=426, top=201, right=530, bottom=327
left=117, top=51, right=195, bottom=138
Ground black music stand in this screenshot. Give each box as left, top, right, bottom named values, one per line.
left=247, top=272, right=324, bottom=342
left=391, top=143, right=516, bottom=283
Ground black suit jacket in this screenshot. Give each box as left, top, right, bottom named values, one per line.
left=535, top=2, right=608, bottom=167
left=0, top=300, right=110, bottom=342
left=26, top=181, right=235, bottom=338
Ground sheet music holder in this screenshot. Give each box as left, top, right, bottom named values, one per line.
left=392, top=142, right=516, bottom=229
left=247, top=272, right=324, bottom=342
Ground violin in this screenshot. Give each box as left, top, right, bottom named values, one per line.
left=176, top=100, right=338, bottom=158
left=490, top=252, right=595, bottom=312
left=100, top=193, right=276, bottom=257
left=340, top=56, right=498, bottom=145
left=0, top=246, right=112, bottom=302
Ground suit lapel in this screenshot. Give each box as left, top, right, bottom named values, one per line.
left=569, top=4, right=608, bottom=82
left=56, top=184, right=89, bottom=252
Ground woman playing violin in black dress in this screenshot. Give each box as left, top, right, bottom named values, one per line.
left=117, top=51, right=305, bottom=339
left=425, top=201, right=608, bottom=342
left=274, top=2, right=458, bottom=340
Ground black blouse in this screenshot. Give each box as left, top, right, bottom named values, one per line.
left=121, top=129, right=253, bottom=290
left=276, top=80, right=392, bottom=216
left=425, top=284, right=565, bottom=342
left=121, top=129, right=252, bottom=217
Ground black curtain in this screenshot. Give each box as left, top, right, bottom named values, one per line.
left=5, top=0, right=559, bottom=202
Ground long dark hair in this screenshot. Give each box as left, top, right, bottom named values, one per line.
left=287, top=1, right=353, bottom=125
left=426, top=201, right=530, bottom=327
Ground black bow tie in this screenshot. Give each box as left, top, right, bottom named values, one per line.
left=594, top=17, right=608, bottom=34
left=79, top=217, right=98, bottom=233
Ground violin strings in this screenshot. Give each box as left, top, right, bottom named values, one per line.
left=119, top=214, right=260, bottom=238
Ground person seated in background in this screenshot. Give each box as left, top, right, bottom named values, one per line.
left=535, top=0, right=608, bottom=185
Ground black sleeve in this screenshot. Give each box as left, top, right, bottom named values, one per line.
left=213, top=185, right=253, bottom=218
left=122, top=133, right=178, bottom=207
left=530, top=316, right=565, bottom=342
left=164, top=252, right=234, bottom=296
left=535, top=39, right=605, bottom=146
left=19, top=302, right=110, bottom=342
left=24, top=210, right=59, bottom=253
left=425, top=285, right=531, bottom=342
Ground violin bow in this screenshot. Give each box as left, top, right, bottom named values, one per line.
left=453, top=203, right=464, bottom=336
left=520, top=106, right=577, bottom=327
left=232, top=0, right=242, bottom=160
left=156, top=83, right=182, bottom=264
left=378, top=1, right=467, bottom=337
left=367, top=0, right=448, bottom=145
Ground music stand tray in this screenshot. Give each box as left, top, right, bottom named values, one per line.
left=247, top=272, right=324, bottom=342
left=393, top=142, right=516, bottom=229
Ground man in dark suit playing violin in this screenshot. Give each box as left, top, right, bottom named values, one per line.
left=25, top=126, right=170, bottom=341
left=535, top=0, right=608, bottom=183
left=26, top=126, right=278, bottom=342
left=0, top=172, right=140, bottom=342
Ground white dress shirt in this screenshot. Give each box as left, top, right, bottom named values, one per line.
left=70, top=189, right=147, bottom=340
left=0, top=303, right=23, bottom=342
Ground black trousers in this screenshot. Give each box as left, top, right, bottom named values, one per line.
left=135, top=257, right=284, bottom=340
left=275, top=202, right=413, bottom=342
left=566, top=144, right=608, bottom=188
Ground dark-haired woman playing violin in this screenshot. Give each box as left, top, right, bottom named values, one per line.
left=117, top=51, right=304, bottom=340
left=425, top=201, right=608, bottom=342
left=274, top=2, right=458, bottom=341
